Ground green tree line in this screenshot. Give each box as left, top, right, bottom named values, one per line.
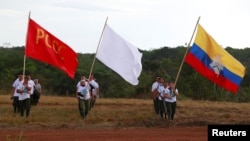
left=1, top=46, right=250, bottom=102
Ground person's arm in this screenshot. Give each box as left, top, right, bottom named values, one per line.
left=175, top=89, right=179, bottom=96
left=10, top=86, right=15, bottom=99
left=76, top=87, right=79, bottom=98
left=10, top=80, right=17, bottom=98
left=76, top=82, right=80, bottom=98
left=39, top=84, right=42, bottom=93
left=26, top=84, right=32, bottom=94
left=164, top=92, right=172, bottom=99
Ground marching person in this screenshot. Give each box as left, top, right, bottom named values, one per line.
left=151, top=76, right=160, bottom=114
left=89, top=74, right=99, bottom=109
left=168, top=81, right=179, bottom=121
left=16, top=76, right=32, bottom=118
left=26, top=74, right=35, bottom=106
left=76, top=79, right=91, bottom=119
left=159, top=79, right=170, bottom=119
left=10, top=73, right=23, bottom=114
left=33, top=79, right=42, bottom=105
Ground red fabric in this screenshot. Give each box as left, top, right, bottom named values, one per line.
left=185, top=52, right=239, bottom=93
left=25, top=18, right=78, bottom=79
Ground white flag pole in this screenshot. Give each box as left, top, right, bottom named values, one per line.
left=88, top=17, right=109, bottom=80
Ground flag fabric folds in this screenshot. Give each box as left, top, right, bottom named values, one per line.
left=96, top=24, right=142, bottom=85
left=25, top=18, right=78, bottom=79
left=185, top=24, right=246, bottom=93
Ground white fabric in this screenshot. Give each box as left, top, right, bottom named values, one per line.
left=28, top=80, right=35, bottom=94
left=96, top=24, right=142, bottom=85
left=12, top=78, right=23, bottom=97
left=93, top=82, right=99, bottom=96
left=89, top=80, right=99, bottom=89
left=17, top=82, right=32, bottom=100
left=151, top=82, right=159, bottom=92
left=157, top=85, right=164, bottom=100
left=89, top=80, right=99, bottom=96
left=158, top=86, right=171, bottom=102
left=170, top=89, right=178, bottom=102
left=77, top=81, right=90, bottom=100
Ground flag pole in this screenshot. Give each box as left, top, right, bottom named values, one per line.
left=88, top=16, right=108, bottom=80
left=19, top=10, right=31, bottom=141
left=23, top=11, right=31, bottom=78
left=174, top=16, right=201, bottom=86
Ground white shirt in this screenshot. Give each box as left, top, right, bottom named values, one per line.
left=28, top=79, right=35, bottom=95
left=159, top=86, right=171, bottom=102
left=12, top=78, right=23, bottom=97
left=17, top=82, right=32, bottom=100
left=169, top=88, right=178, bottom=103
left=89, top=80, right=99, bottom=96
left=151, top=81, right=159, bottom=92
left=77, top=82, right=90, bottom=100
left=76, top=81, right=81, bottom=88
left=157, top=85, right=167, bottom=100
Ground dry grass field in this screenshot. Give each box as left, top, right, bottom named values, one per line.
left=0, top=95, right=250, bottom=141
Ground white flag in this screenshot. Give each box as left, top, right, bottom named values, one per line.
left=96, top=24, right=142, bottom=85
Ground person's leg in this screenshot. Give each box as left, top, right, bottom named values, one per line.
left=78, top=98, right=85, bottom=118
left=163, top=101, right=167, bottom=119
left=165, top=102, right=172, bottom=121
left=25, top=98, right=31, bottom=117
left=84, top=99, right=90, bottom=117
left=19, top=100, right=24, bottom=117
left=13, top=97, right=19, bottom=113
left=153, top=99, right=157, bottom=114
left=36, top=93, right=40, bottom=105
left=159, top=100, right=165, bottom=118
left=33, top=94, right=37, bottom=105
left=30, top=94, right=34, bottom=105
left=171, top=102, right=177, bottom=120
left=155, top=98, right=160, bottom=115
left=91, top=96, right=96, bottom=108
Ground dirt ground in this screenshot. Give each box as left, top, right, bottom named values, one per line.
left=0, top=125, right=207, bottom=141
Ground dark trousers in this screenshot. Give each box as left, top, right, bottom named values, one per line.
left=159, top=100, right=166, bottom=118
left=171, top=102, right=177, bottom=120
left=165, top=101, right=172, bottom=120
left=12, top=96, right=20, bottom=113
left=90, top=96, right=96, bottom=109
left=33, top=93, right=40, bottom=105
left=19, top=98, right=31, bottom=117
left=30, top=94, right=35, bottom=105
left=154, top=98, right=160, bottom=114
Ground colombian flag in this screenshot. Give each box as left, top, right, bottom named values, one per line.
left=185, top=24, right=246, bottom=93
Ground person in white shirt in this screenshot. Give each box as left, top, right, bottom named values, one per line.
left=168, top=81, right=179, bottom=121
left=33, top=79, right=42, bottom=105
left=76, top=75, right=87, bottom=90
left=159, top=80, right=170, bottom=119
left=89, top=75, right=99, bottom=109
left=76, top=80, right=91, bottom=119
left=151, top=76, right=160, bottom=114
left=16, top=76, right=32, bottom=117
left=27, top=74, right=35, bottom=105
left=10, top=74, right=23, bottom=113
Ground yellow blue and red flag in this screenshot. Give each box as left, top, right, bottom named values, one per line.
left=185, top=24, right=246, bottom=93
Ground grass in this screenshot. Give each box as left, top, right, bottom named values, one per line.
left=0, top=94, right=250, bottom=130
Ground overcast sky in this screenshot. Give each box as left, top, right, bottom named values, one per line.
left=1, top=0, right=250, bottom=53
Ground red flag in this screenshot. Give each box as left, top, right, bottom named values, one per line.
left=25, top=18, right=78, bottom=79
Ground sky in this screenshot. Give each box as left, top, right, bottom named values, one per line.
left=0, top=0, right=250, bottom=53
